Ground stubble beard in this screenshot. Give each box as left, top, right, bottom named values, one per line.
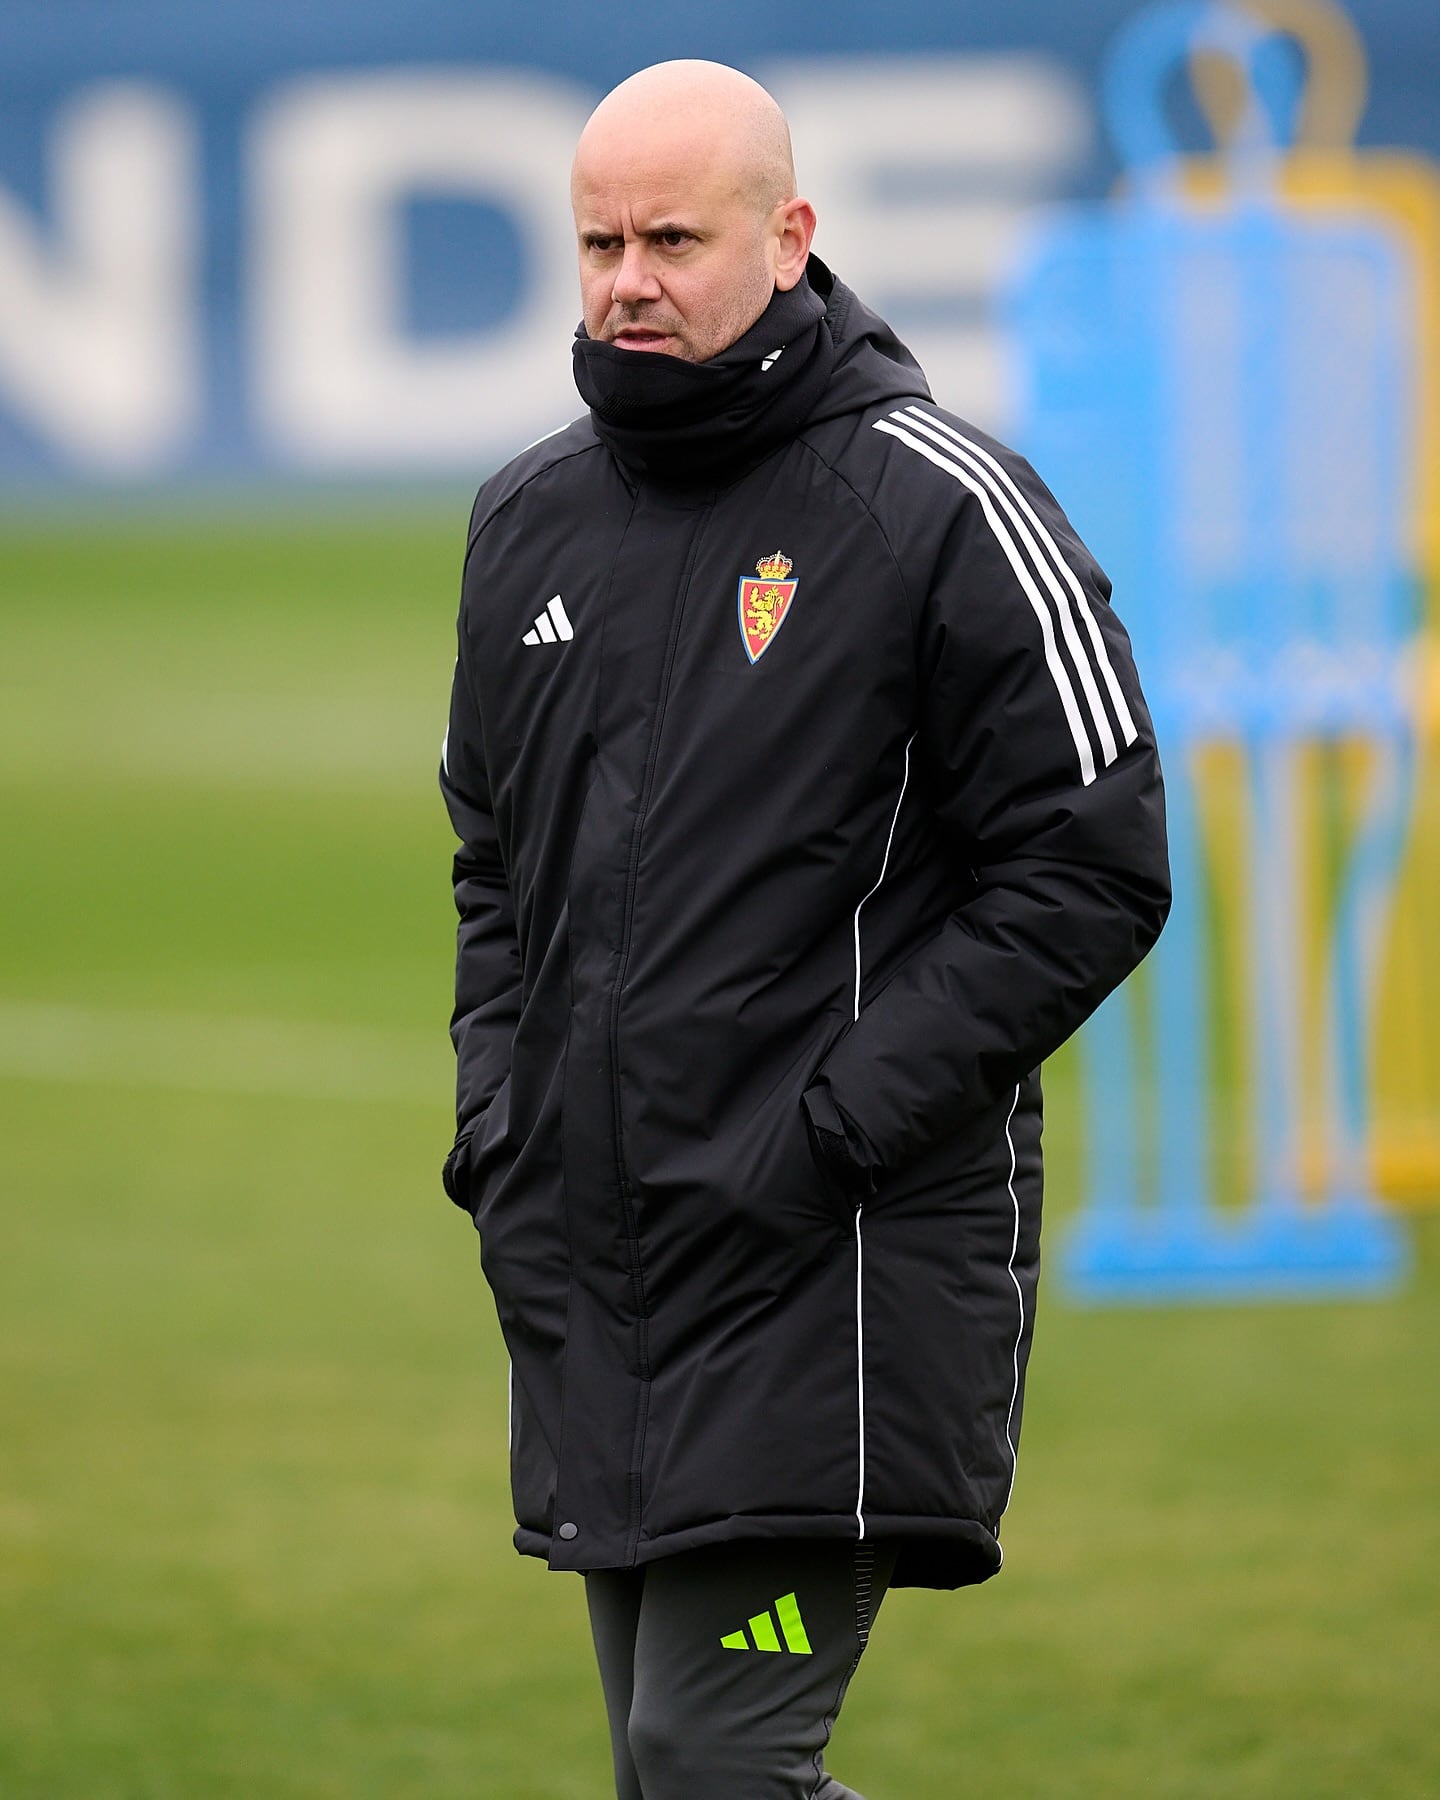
left=602, top=281, right=775, bottom=365
left=602, top=306, right=698, bottom=361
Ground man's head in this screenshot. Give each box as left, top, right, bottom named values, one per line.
left=571, top=61, right=817, bottom=363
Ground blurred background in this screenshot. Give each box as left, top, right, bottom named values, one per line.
left=2, top=1, right=1437, bottom=1795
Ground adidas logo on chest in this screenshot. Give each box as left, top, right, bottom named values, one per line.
left=522, top=595, right=573, bottom=646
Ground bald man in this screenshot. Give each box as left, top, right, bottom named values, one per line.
left=440, top=60, right=1169, bottom=1800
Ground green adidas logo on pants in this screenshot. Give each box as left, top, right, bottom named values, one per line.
left=719, top=1591, right=813, bottom=1654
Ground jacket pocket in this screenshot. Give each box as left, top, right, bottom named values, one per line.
left=723, top=1023, right=857, bottom=1237
left=800, top=1079, right=871, bottom=1201
left=444, top=1076, right=514, bottom=1218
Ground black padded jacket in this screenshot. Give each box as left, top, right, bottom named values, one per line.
left=440, top=261, right=1170, bottom=1589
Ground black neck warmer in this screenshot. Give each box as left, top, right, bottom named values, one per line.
left=572, top=275, right=835, bottom=487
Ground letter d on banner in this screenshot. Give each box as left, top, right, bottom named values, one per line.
left=249, top=71, right=592, bottom=469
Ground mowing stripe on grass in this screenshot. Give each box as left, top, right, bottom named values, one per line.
left=0, top=1001, right=448, bottom=1106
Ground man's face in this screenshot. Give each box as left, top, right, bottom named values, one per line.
left=572, top=143, right=781, bottom=363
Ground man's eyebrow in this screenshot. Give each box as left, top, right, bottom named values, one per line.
left=578, top=221, right=702, bottom=243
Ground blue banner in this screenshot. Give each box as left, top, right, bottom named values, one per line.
left=0, top=0, right=1435, bottom=483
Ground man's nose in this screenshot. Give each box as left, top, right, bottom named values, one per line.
left=611, top=242, right=662, bottom=305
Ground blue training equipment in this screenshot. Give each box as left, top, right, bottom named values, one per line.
left=1006, top=0, right=1416, bottom=1301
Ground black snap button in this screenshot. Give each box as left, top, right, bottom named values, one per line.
left=558, top=1522, right=578, bottom=1541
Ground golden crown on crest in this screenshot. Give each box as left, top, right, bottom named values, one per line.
left=755, top=551, right=793, bottom=582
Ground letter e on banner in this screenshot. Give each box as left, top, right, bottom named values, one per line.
left=763, top=55, right=1090, bottom=431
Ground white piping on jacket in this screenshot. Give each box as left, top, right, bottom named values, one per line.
left=851, top=736, right=915, bottom=1540
left=852, top=735, right=914, bottom=1022
left=999, top=1082, right=1025, bottom=1528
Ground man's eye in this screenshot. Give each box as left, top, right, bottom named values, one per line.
left=658, top=231, right=690, bottom=248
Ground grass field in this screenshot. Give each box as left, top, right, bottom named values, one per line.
left=2, top=517, right=1437, bottom=1798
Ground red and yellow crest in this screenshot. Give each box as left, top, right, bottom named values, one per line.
left=737, top=551, right=798, bottom=663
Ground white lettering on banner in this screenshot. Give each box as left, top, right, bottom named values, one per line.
left=249, top=71, right=592, bottom=467
left=763, top=56, right=1091, bottom=429
left=0, top=84, right=199, bottom=471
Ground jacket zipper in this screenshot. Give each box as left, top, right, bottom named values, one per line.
left=607, top=501, right=713, bottom=1553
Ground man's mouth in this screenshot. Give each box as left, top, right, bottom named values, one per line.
left=609, top=323, right=678, bottom=352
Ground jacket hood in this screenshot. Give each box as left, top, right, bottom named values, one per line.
left=805, top=254, right=932, bottom=426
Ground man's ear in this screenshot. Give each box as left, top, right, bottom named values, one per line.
left=772, top=197, right=818, bottom=292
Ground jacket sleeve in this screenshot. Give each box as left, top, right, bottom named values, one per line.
left=439, top=644, right=522, bottom=1207
left=802, top=450, right=1171, bottom=1194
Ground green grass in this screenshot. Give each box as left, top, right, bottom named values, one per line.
left=2, top=519, right=1437, bottom=1798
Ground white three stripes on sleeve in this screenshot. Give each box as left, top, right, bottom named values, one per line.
left=898, top=407, right=1135, bottom=762
left=873, top=406, right=1137, bottom=786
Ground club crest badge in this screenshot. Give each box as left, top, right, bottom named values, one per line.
left=737, top=552, right=799, bottom=663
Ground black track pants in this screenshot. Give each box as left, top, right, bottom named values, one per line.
left=585, top=1538, right=896, bottom=1800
